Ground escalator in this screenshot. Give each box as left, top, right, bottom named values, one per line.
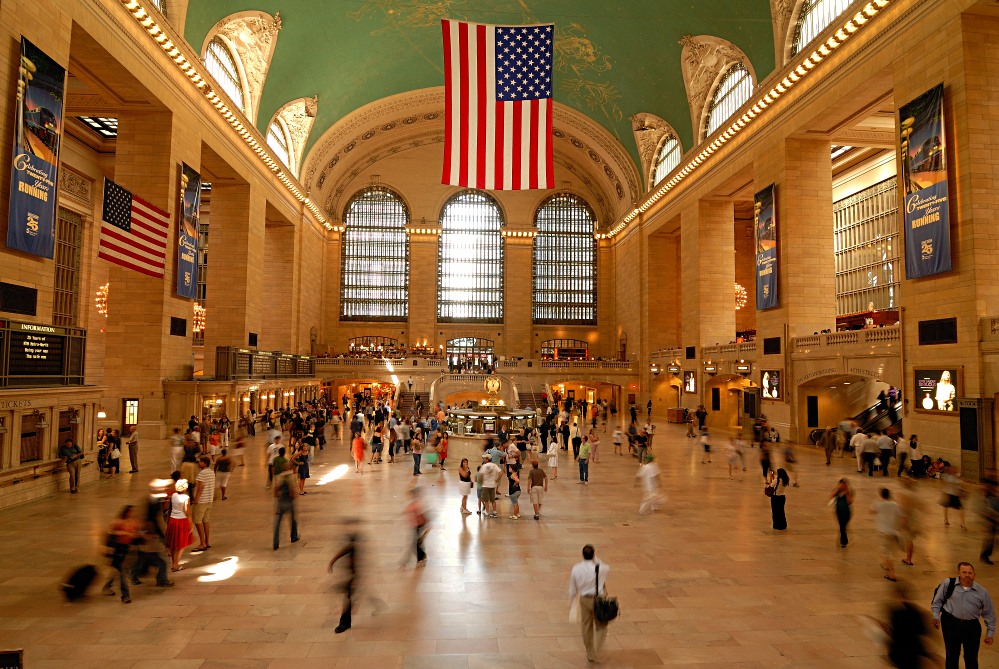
left=809, top=398, right=903, bottom=443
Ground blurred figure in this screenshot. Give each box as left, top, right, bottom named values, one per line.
left=981, top=475, right=999, bottom=565
left=699, top=427, right=711, bottom=464
left=886, top=582, right=933, bottom=669
left=101, top=505, right=141, bottom=603
left=874, top=488, right=901, bottom=582
left=931, top=562, right=996, bottom=668
left=272, top=465, right=300, bottom=550
left=821, top=427, right=835, bottom=465
left=133, top=479, right=173, bottom=588
left=328, top=520, right=361, bottom=634
left=214, top=448, right=233, bottom=500
left=896, top=477, right=920, bottom=566
left=941, top=463, right=967, bottom=530
left=637, top=454, right=663, bottom=514
left=405, top=485, right=428, bottom=565
left=351, top=431, right=366, bottom=474
left=830, top=478, right=854, bottom=547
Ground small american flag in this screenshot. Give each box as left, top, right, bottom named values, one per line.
left=442, top=19, right=554, bottom=190
left=98, top=178, right=169, bottom=278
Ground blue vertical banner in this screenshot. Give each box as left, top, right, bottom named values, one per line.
left=754, top=183, right=778, bottom=310
left=6, top=38, right=65, bottom=259
left=900, top=84, right=951, bottom=278
left=176, top=163, right=200, bottom=299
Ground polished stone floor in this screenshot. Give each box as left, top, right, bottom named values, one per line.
left=0, top=420, right=995, bottom=668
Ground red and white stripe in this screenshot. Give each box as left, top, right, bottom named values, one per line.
left=442, top=19, right=553, bottom=191
left=97, top=195, right=169, bottom=278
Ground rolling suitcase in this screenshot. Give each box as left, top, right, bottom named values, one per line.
left=61, top=564, right=97, bottom=601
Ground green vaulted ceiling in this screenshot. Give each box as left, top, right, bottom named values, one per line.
left=185, top=0, right=776, bottom=171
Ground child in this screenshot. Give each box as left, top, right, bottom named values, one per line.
left=700, top=427, right=712, bottom=464
left=613, top=428, right=623, bottom=456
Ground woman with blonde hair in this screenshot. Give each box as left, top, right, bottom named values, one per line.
left=165, top=480, right=193, bottom=571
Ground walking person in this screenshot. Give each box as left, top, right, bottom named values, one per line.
left=588, top=428, right=601, bottom=463
left=328, top=520, right=363, bottom=634
left=637, top=454, right=663, bottom=514
left=213, top=448, right=233, bottom=500
left=568, top=544, right=610, bottom=664
left=831, top=478, right=854, bottom=547
left=351, top=431, right=366, bottom=474
left=767, top=468, right=790, bottom=530
left=896, top=477, right=920, bottom=566
left=101, top=505, right=142, bottom=603
left=405, top=485, right=428, bottom=565
left=508, top=464, right=522, bottom=519
left=942, top=463, right=968, bottom=530
left=759, top=441, right=772, bottom=482
left=547, top=442, right=559, bottom=480
left=134, top=479, right=173, bottom=589
left=190, top=456, right=215, bottom=554
left=822, top=427, right=836, bottom=465
left=273, top=464, right=300, bottom=550
left=527, top=460, right=548, bottom=520
left=931, top=562, right=996, bottom=669
left=570, top=421, right=582, bottom=460
left=411, top=433, right=423, bottom=476
left=700, top=427, right=712, bottom=464
left=982, top=477, right=999, bottom=565
left=874, top=488, right=901, bottom=582
left=457, top=458, right=473, bottom=514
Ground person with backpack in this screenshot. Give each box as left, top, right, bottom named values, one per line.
left=272, top=462, right=300, bottom=550
left=931, top=562, right=996, bottom=668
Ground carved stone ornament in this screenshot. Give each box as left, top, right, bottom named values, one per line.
left=629, top=113, right=679, bottom=188
left=678, top=35, right=755, bottom=143
left=273, top=96, right=319, bottom=177
left=771, top=0, right=796, bottom=61
left=59, top=169, right=93, bottom=205
left=205, top=11, right=282, bottom=123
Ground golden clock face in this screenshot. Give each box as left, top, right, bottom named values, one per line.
left=485, top=377, right=501, bottom=393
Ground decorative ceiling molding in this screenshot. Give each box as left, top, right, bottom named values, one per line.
left=630, top=113, right=681, bottom=191
left=202, top=10, right=282, bottom=124
left=269, top=96, right=318, bottom=177
left=679, top=35, right=756, bottom=144
left=771, top=0, right=798, bottom=65
left=302, top=87, right=638, bottom=224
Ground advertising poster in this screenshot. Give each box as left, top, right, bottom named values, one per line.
left=754, top=183, right=778, bottom=309
left=683, top=371, right=696, bottom=394
left=176, top=163, right=201, bottom=299
left=899, top=84, right=951, bottom=278
left=761, top=370, right=782, bottom=400
left=914, top=368, right=958, bottom=412
left=6, top=38, right=65, bottom=259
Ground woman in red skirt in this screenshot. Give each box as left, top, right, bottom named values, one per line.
left=166, top=479, right=193, bottom=571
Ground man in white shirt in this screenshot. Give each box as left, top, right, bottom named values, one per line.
left=479, top=457, right=503, bottom=518
left=266, top=436, right=283, bottom=488
left=850, top=430, right=868, bottom=473
left=568, top=544, right=609, bottom=663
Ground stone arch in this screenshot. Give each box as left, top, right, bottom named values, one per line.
left=678, top=35, right=757, bottom=144
left=201, top=10, right=282, bottom=125
left=630, top=113, right=684, bottom=192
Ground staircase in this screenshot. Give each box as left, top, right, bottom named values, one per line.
left=396, top=391, right=417, bottom=416
left=517, top=388, right=546, bottom=409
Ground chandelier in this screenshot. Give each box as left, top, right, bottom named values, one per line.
left=734, top=282, right=748, bottom=310
left=193, top=303, right=206, bottom=333
left=95, top=283, right=109, bottom=317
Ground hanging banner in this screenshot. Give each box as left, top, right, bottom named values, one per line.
left=754, top=183, right=778, bottom=309
left=176, top=163, right=201, bottom=299
left=900, top=84, right=951, bottom=278
left=6, top=38, right=66, bottom=259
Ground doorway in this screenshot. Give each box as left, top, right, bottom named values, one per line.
left=122, top=398, right=138, bottom=433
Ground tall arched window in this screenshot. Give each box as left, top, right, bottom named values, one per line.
left=340, top=187, right=410, bottom=321
left=791, top=0, right=853, bottom=56
left=148, top=0, right=166, bottom=14
left=266, top=122, right=292, bottom=171
left=652, top=135, right=682, bottom=186
left=533, top=193, right=596, bottom=324
left=705, top=63, right=753, bottom=138
left=438, top=191, right=504, bottom=323
left=204, top=37, right=246, bottom=113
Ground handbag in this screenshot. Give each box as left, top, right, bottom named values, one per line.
left=110, top=447, right=121, bottom=459
left=764, top=480, right=777, bottom=497
left=593, top=564, right=619, bottom=623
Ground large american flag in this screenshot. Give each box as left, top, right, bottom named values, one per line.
left=98, top=178, right=169, bottom=278
left=442, top=19, right=554, bottom=190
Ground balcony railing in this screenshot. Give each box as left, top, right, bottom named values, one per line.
left=313, top=357, right=632, bottom=374
left=792, top=325, right=900, bottom=352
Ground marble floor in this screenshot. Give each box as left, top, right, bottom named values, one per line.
left=0, top=421, right=995, bottom=669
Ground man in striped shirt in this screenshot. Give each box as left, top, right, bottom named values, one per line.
left=191, top=456, right=216, bottom=553
left=932, top=562, right=996, bottom=668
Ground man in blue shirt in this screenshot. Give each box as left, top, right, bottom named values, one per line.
left=932, top=561, right=996, bottom=669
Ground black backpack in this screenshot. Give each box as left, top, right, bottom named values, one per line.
left=932, top=577, right=957, bottom=608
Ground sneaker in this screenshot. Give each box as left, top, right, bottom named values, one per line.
left=534, top=514, right=540, bottom=520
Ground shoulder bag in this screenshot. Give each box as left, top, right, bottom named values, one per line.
left=593, top=564, right=619, bottom=623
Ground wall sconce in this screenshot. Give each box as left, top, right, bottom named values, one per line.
left=69, top=409, right=81, bottom=424
left=704, top=364, right=718, bottom=375
left=95, top=283, right=109, bottom=317
left=215, top=398, right=223, bottom=405
left=31, top=410, right=49, bottom=430
left=736, top=360, right=752, bottom=375
left=650, top=363, right=660, bottom=376
left=667, top=362, right=681, bottom=375
left=193, top=303, right=206, bottom=333
left=97, top=407, right=107, bottom=419
left=269, top=393, right=276, bottom=399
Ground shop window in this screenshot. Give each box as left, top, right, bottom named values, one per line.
left=204, top=37, right=246, bottom=114
left=53, top=208, right=83, bottom=327
left=791, top=0, right=853, bottom=57
left=652, top=135, right=682, bottom=186
left=540, top=339, right=589, bottom=360
left=20, top=413, right=42, bottom=463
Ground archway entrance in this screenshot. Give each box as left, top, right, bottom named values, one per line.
left=704, top=374, right=756, bottom=432
left=795, top=374, right=893, bottom=442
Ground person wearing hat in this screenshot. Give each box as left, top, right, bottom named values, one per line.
left=165, top=479, right=193, bottom=571
left=134, top=479, right=174, bottom=587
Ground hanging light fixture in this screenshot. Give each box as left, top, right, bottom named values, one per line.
left=31, top=410, right=49, bottom=430
left=193, top=303, right=206, bottom=333
left=95, top=283, right=109, bottom=317
left=734, top=282, right=748, bottom=310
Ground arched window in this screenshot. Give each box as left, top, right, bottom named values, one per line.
left=533, top=193, right=596, bottom=324
left=705, top=63, right=753, bottom=138
left=148, top=0, right=166, bottom=14
left=791, top=0, right=853, bottom=56
left=652, top=135, right=682, bottom=186
left=340, top=187, right=410, bottom=321
left=204, top=37, right=246, bottom=113
left=438, top=191, right=504, bottom=323
left=266, top=122, right=292, bottom=170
